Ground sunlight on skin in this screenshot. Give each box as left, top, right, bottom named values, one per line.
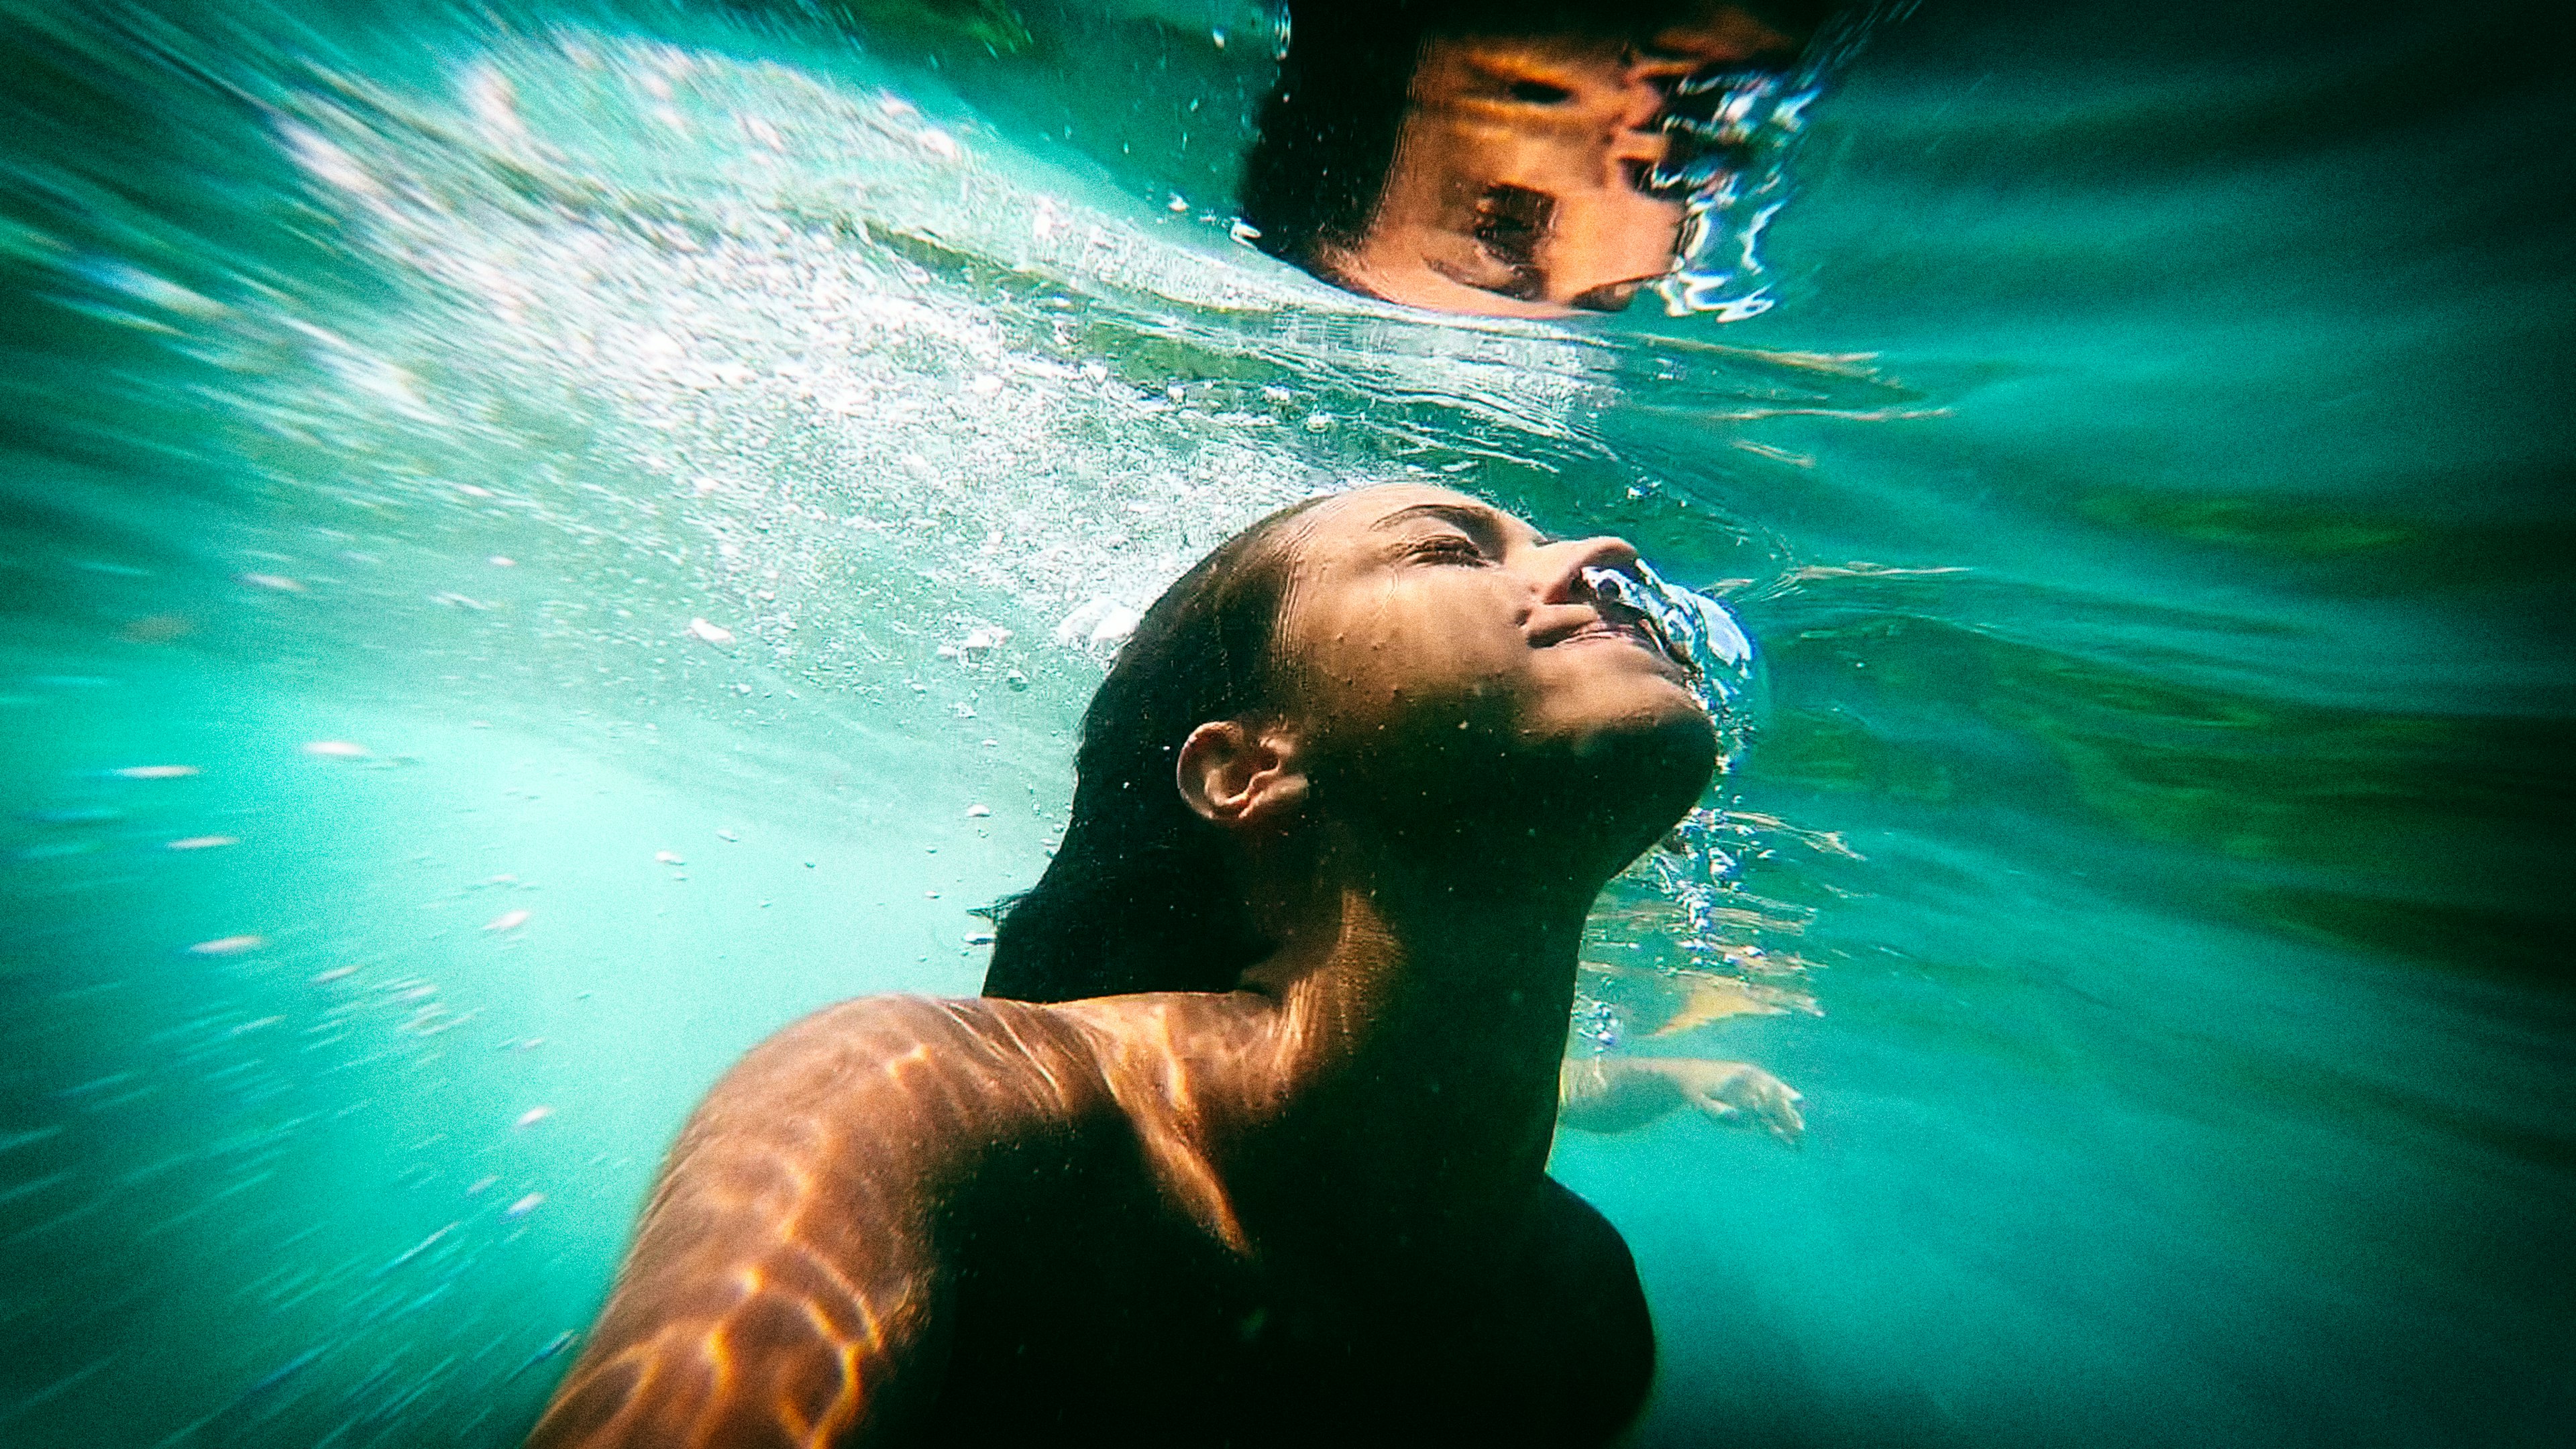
left=1652, top=971, right=1786, bottom=1034
left=531, top=986, right=1758, bottom=1446
left=527, top=992, right=1286, bottom=1446
left=1056, top=996, right=1260, bottom=1254
left=530, top=1001, right=985, bottom=1445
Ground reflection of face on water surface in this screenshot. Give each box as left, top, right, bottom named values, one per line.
left=1242, top=1, right=1820, bottom=317
left=1330, top=23, right=1802, bottom=315
left=1342, top=36, right=1695, bottom=315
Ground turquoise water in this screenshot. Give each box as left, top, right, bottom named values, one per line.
left=2, top=1, right=2569, bottom=1444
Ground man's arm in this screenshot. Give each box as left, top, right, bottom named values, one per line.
left=527, top=997, right=1071, bottom=1448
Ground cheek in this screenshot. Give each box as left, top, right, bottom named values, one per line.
left=1289, top=594, right=1523, bottom=716
left=1365, top=602, right=1524, bottom=696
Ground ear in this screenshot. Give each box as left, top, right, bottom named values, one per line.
left=1175, top=720, right=1310, bottom=831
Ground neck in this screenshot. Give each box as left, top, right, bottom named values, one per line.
left=1220, top=822, right=1609, bottom=1254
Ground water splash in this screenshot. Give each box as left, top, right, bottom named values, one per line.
left=1648, top=1, right=1918, bottom=321
left=1649, top=68, right=1822, bottom=322
left=1579, top=560, right=1757, bottom=748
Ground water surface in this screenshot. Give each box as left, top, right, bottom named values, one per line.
left=1, top=1, right=2569, bottom=1445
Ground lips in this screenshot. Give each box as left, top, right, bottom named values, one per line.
left=1545, top=614, right=1688, bottom=672
left=1561, top=620, right=1650, bottom=647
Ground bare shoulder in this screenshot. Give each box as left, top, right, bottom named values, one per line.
left=668, top=987, right=1275, bottom=1252
left=1034, top=989, right=1279, bottom=1112
left=688, top=992, right=1125, bottom=1155
left=1039, top=987, right=1272, bottom=1055
left=1016, top=989, right=1277, bottom=1250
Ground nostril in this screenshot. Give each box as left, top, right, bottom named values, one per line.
left=1577, top=564, right=1643, bottom=612
left=1537, top=538, right=1640, bottom=603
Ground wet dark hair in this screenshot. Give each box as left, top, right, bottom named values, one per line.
left=981, top=496, right=1334, bottom=1002
left=1238, top=0, right=1843, bottom=278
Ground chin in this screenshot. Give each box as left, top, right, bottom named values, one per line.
left=1322, top=673, right=1717, bottom=864
left=1535, top=689, right=1719, bottom=850
left=1590, top=698, right=1719, bottom=789
left=1558, top=672, right=1713, bottom=753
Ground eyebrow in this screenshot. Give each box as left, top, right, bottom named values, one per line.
left=1368, top=501, right=1543, bottom=545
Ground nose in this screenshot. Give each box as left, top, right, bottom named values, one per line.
left=1536, top=535, right=1642, bottom=603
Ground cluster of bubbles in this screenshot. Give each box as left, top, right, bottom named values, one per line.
left=1579, top=560, right=1756, bottom=735
left=1568, top=563, right=1809, bottom=1049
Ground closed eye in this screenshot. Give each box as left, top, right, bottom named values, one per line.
left=1406, top=533, right=1490, bottom=565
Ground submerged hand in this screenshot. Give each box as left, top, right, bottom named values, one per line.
left=1558, top=1056, right=1805, bottom=1144
left=1635, top=1058, right=1804, bottom=1145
